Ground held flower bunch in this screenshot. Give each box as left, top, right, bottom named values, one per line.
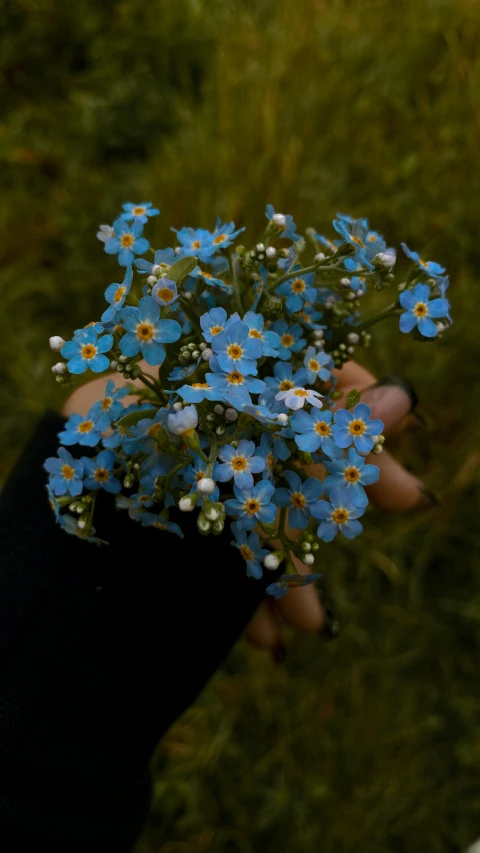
left=44, top=203, right=452, bottom=595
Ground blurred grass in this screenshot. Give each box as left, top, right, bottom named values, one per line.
left=1, top=0, right=480, bottom=850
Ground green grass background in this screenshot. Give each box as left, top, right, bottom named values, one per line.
left=1, top=1, right=479, bottom=850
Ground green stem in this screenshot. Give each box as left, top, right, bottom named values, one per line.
left=355, top=301, right=399, bottom=333
left=179, top=296, right=201, bottom=333
left=230, top=249, right=244, bottom=315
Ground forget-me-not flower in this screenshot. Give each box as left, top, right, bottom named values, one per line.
left=273, top=469, right=323, bottom=530
left=119, top=296, right=181, bottom=366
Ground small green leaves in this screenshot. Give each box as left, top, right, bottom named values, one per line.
left=167, top=256, right=197, bottom=284
left=346, top=389, right=361, bottom=409
left=115, top=408, right=157, bottom=431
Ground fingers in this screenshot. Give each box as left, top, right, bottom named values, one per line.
left=358, top=376, right=417, bottom=433
left=243, top=599, right=283, bottom=658
left=365, top=449, right=437, bottom=512
left=275, top=582, right=325, bottom=631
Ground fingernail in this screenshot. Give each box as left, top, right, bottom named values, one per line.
left=371, top=374, right=418, bottom=409
left=272, top=641, right=287, bottom=665
left=319, top=607, right=340, bottom=641
left=416, top=485, right=440, bottom=510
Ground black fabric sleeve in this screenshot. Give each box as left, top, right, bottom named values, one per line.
left=0, top=412, right=281, bottom=853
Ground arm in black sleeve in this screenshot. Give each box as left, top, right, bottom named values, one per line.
left=0, top=411, right=280, bottom=853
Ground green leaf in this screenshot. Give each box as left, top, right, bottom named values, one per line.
left=346, top=389, right=361, bottom=409
left=115, top=408, right=157, bottom=432
left=167, top=256, right=197, bottom=284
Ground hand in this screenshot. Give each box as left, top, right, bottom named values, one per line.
left=244, top=361, right=433, bottom=653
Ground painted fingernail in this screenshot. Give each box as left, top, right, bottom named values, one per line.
left=416, top=485, right=440, bottom=510
left=272, top=641, right=287, bottom=665
left=319, top=607, right=340, bottom=641
left=372, top=374, right=418, bottom=409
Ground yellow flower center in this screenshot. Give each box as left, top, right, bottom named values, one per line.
left=245, top=499, right=260, bottom=515
left=281, top=334, right=294, bottom=348
left=133, top=206, right=145, bottom=215
left=210, top=325, right=223, bottom=336
left=227, top=344, right=243, bottom=359
left=266, top=452, right=275, bottom=471
left=192, top=240, right=202, bottom=249
left=227, top=371, right=243, bottom=385
left=202, top=272, right=214, bottom=279
left=213, top=233, right=227, bottom=245
left=137, top=323, right=154, bottom=340
left=315, top=421, right=330, bottom=436
left=367, top=233, right=377, bottom=243
left=94, top=468, right=109, bottom=482
left=192, top=382, right=210, bottom=389
left=308, top=359, right=320, bottom=371
left=120, top=234, right=134, bottom=248
left=279, top=379, right=294, bottom=391
left=81, top=344, right=97, bottom=360
left=61, top=464, right=75, bottom=480
left=294, top=389, right=308, bottom=397
left=78, top=420, right=94, bottom=433
left=351, top=236, right=364, bottom=247
left=249, top=329, right=263, bottom=339
left=101, top=397, right=112, bottom=411
left=156, top=287, right=174, bottom=303
left=195, top=469, right=206, bottom=482
left=291, top=278, right=306, bottom=293
left=344, top=466, right=360, bottom=483
left=232, top=456, right=247, bottom=471
left=147, top=423, right=163, bottom=438
left=413, top=302, right=428, bottom=317
left=239, top=544, right=254, bottom=561
left=291, top=492, right=306, bottom=509
left=349, top=419, right=365, bottom=435
left=332, top=508, right=349, bottom=524
left=152, top=521, right=166, bottom=530
left=114, top=286, right=125, bottom=303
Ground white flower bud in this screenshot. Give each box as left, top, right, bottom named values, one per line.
left=152, top=265, right=161, bottom=275
left=175, top=247, right=182, bottom=255
left=315, top=252, right=326, bottom=262
left=436, top=322, right=446, bottom=333
left=347, top=333, right=359, bottom=344
left=203, top=503, right=221, bottom=521
left=340, top=277, right=351, bottom=287
left=313, top=329, right=324, bottom=339
left=179, top=495, right=197, bottom=512
left=49, top=335, right=66, bottom=352
left=378, top=250, right=396, bottom=269
left=264, top=553, right=280, bottom=570
left=272, top=213, right=286, bottom=228
left=277, top=413, right=289, bottom=426
left=201, top=348, right=213, bottom=361
left=147, top=275, right=157, bottom=286
left=77, top=517, right=87, bottom=530
left=184, top=291, right=193, bottom=300
left=347, top=292, right=356, bottom=300
left=119, top=355, right=128, bottom=363
left=109, top=360, right=118, bottom=369
left=225, top=408, right=238, bottom=422
left=197, top=515, right=212, bottom=534
left=347, top=346, right=355, bottom=354
left=96, top=224, right=115, bottom=243
left=51, top=362, right=67, bottom=375
left=356, top=289, right=364, bottom=298
left=256, top=243, right=265, bottom=253
left=173, top=402, right=183, bottom=412
left=197, top=477, right=216, bottom=495
left=199, top=342, right=207, bottom=351
left=215, top=425, right=226, bottom=436
left=265, top=246, right=276, bottom=259
left=303, top=553, right=315, bottom=566
left=325, top=296, right=336, bottom=308
left=214, top=404, right=225, bottom=415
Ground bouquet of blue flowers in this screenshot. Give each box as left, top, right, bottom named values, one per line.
left=44, top=202, right=452, bottom=597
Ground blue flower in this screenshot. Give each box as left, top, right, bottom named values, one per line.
left=225, top=480, right=276, bottom=530
left=119, top=202, right=159, bottom=224
left=276, top=271, right=316, bottom=314
left=333, top=214, right=386, bottom=269
left=61, top=327, right=113, bottom=375
left=401, top=243, right=446, bottom=278
left=242, top=311, right=280, bottom=356
left=314, top=232, right=343, bottom=254
left=200, top=307, right=239, bottom=342
left=135, top=247, right=176, bottom=276
left=303, top=346, right=333, bottom=384
left=290, top=408, right=337, bottom=457
left=261, top=362, right=308, bottom=409
left=311, top=487, right=365, bottom=541
left=174, top=227, right=217, bottom=263
left=138, top=512, right=184, bottom=538
left=266, top=573, right=322, bottom=599
left=119, top=296, right=181, bottom=366
left=82, top=449, right=121, bottom=494
left=332, top=403, right=384, bottom=454
left=207, top=363, right=265, bottom=405
left=231, top=524, right=269, bottom=579
left=102, top=402, right=152, bottom=451
left=239, top=403, right=279, bottom=425
left=265, top=204, right=300, bottom=241
left=214, top=439, right=265, bottom=489
left=104, top=218, right=150, bottom=267
left=189, top=266, right=232, bottom=293
left=151, top=278, right=179, bottom=307
left=399, top=283, right=450, bottom=338
left=210, top=219, right=245, bottom=251
left=183, top=453, right=220, bottom=501
left=168, top=360, right=200, bottom=383
left=44, top=447, right=84, bottom=497
left=101, top=267, right=133, bottom=324
left=211, top=321, right=263, bottom=375
left=58, top=413, right=102, bottom=447
left=275, top=385, right=323, bottom=411
left=87, top=379, right=130, bottom=431
left=177, top=379, right=225, bottom=404
left=273, top=469, right=323, bottom=530
left=167, top=405, right=198, bottom=436
left=270, top=321, right=306, bottom=361
left=324, top=448, right=379, bottom=507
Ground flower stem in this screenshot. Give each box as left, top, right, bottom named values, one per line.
left=229, top=249, right=244, bottom=315
left=355, top=301, right=400, bottom=332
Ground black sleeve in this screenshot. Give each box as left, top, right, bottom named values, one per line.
left=0, top=412, right=280, bottom=853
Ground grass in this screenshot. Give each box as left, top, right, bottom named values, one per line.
left=1, top=0, right=480, bottom=850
